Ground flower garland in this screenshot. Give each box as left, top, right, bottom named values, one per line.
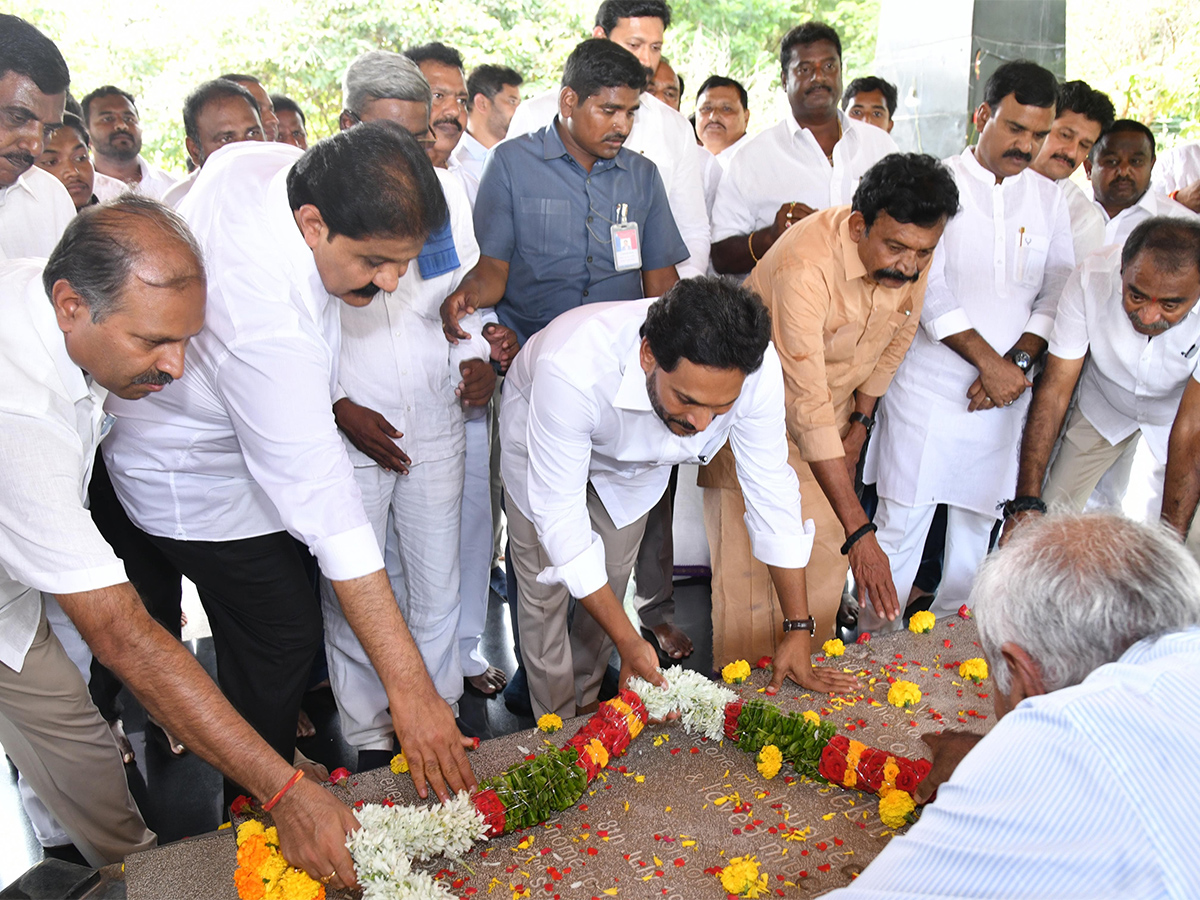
left=233, top=820, right=325, bottom=900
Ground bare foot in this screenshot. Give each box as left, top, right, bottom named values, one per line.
left=467, top=666, right=508, bottom=695
left=148, top=716, right=186, bottom=756
left=109, top=718, right=135, bottom=765
left=293, top=748, right=328, bottom=782
left=649, top=622, right=694, bottom=659
left=296, top=708, right=316, bottom=739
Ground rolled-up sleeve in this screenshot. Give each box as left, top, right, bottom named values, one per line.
left=215, top=338, right=382, bottom=582
left=728, top=347, right=815, bottom=568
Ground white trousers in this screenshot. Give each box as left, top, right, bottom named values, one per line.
left=864, top=496, right=996, bottom=634
left=457, top=415, right=492, bottom=679
left=321, top=454, right=465, bottom=751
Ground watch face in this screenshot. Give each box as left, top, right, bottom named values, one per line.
left=1012, top=351, right=1032, bottom=371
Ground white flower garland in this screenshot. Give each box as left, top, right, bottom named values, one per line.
left=347, top=791, right=490, bottom=900
left=627, top=666, right=736, bottom=741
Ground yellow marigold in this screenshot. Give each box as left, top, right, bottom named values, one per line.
left=390, top=752, right=409, bottom=775
left=262, top=826, right=279, bottom=847
left=908, top=610, right=936, bottom=634
left=722, top=659, right=752, bottom=684
left=273, top=868, right=325, bottom=900
left=583, top=738, right=610, bottom=770
left=719, top=855, right=769, bottom=897
left=756, top=744, right=783, bottom=780
left=887, top=680, right=922, bottom=709
left=802, top=710, right=821, bottom=727
left=822, top=638, right=845, bottom=657
left=259, top=852, right=287, bottom=886
left=959, top=658, right=989, bottom=684
left=878, top=789, right=917, bottom=828
left=879, top=761, right=900, bottom=798
left=537, top=713, right=563, bottom=733
left=236, top=820, right=265, bottom=843
left=627, top=713, right=644, bottom=739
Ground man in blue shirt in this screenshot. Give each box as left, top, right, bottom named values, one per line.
left=441, top=37, right=687, bottom=346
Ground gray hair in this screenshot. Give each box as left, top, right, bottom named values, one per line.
left=342, top=50, right=431, bottom=118
left=972, top=512, right=1200, bottom=694
left=42, top=195, right=205, bottom=322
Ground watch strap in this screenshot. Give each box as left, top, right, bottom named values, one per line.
left=849, top=411, right=875, bottom=432
left=782, top=616, right=816, bottom=634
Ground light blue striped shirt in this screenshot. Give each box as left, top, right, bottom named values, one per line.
left=826, top=628, right=1200, bottom=900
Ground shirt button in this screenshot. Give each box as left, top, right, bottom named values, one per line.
left=587, top=216, right=593, bottom=223
left=587, top=255, right=593, bottom=263
left=583, top=290, right=589, bottom=297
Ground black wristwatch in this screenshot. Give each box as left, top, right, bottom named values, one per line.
left=849, top=411, right=875, bottom=434
left=782, top=616, right=816, bottom=634
left=1000, top=496, right=1047, bottom=518
left=1008, top=349, right=1033, bottom=373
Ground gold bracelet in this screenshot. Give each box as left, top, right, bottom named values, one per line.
left=748, top=230, right=759, bottom=264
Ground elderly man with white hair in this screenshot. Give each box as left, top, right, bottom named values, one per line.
left=825, top=511, right=1200, bottom=900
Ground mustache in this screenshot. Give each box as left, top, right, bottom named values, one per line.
left=1111, top=175, right=1136, bottom=187
left=348, top=283, right=377, bottom=300
left=874, top=267, right=919, bottom=284
left=432, top=115, right=462, bottom=133
left=3, top=151, right=35, bottom=172
left=1051, top=153, right=1076, bottom=167
left=1128, top=310, right=1170, bottom=333
left=131, top=369, right=174, bottom=386
left=806, top=84, right=833, bottom=95
left=1003, top=148, right=1033, bottom=163
left=601, top=132, right=628, bottom=144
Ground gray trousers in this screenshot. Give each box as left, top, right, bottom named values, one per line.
left=0, top=608, right=155, bottom=866
left=505, top=483, right=649, bottom=719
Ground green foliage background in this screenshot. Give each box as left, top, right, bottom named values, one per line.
left=9, top=0, right=1197, bottom=172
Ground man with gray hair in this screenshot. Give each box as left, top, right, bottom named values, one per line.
left=825, top=511, right=1200, bottom=899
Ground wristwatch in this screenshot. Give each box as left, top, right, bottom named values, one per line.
left=782, top=616, right=816, bottom=634
left=1008, top=349, right=1033, bottom=373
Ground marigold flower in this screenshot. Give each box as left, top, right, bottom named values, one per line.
left=878, top=789, right=917, bottom=828
left=887, top=680, right=922, bottom=709
left=722, top=659, right=752, bottom=684
left=718, top=855, right=769, bottom=897
left=233, top=865, right=266, bottom=900
left=274, top=868, right=325, bottom=900
left=583, top=738, right=609, bottom=770
left=959, top=658, right=989, bottom=684
left=390, top=752, right=409, bottom=775
left=802, top=710, right=821, bottom=727
left=822, top=638, right=845, bottom=657
left=756, top=744, right=783, bottom=780
left=537, top=713, right=564, bottom=733
left=908, top=610, right=936, bottom=634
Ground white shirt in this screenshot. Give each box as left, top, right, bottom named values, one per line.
left=103, top=142, right=381, bottom=582
left=92, top=171, right=128, bottom=201
left=713, top=134, right=748, bottom=172
left=1058, top=176, right=1105, bottom=261
left=160, top=169, right=199, bottom=209
left=507, top=88, right=710, bottom=278
left=697, top=143, right=721, bottom=219
left=0, top=166, right=75, bottom=259
left=338, top=169, right=490, bottom=468
left=0, top=260, right=127, bottom=672
left=500, top=298, right=813, bottom=599
left=1050, top=244, right=1200, bottom=464
left=1152, top=141, right=1200, bottom=195
left=1095, top=188, right=1199, bottom=247
left=449, top=129, right=489, bottom=209
left=709, top=110, right=898, bottom=265
left=866, top=149, right=1075, bottom=515
left=825, top=628, right=1200, bottom=900
left=92, top=155, right=179, bottom=202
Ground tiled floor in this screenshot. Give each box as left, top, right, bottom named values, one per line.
left=0, top=579, right=714, bottom=890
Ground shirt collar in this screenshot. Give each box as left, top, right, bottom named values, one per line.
left=786, top=108, right=851, bottom=145
left=4, top=168, right=40, bottom=199
left=460, top=130, right=489, bottom=161
left=613, top=338, right=652, bottom=411
left=839, top=213, right=867, bottom=281
left=959, top=146, right=1008, bottom=185
left=541, top=118, right=629, bottom=171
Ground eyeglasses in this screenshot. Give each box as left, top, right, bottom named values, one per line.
left=341, top=109, right=437, bottom=145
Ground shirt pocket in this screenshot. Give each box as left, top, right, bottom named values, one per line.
left=823, top=321, right=860, bottom=364
left=515, top=197, right=574, bottom=256
left=1015, top=233, right=1050, bottom=289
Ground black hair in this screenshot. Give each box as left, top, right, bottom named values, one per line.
left=842, top=76, right=898, bottom=116
left=1056, top=80, right=1115, bottom=132
left=271, top=94, right=306, bottom=126
left=1095, top=118, right=1157, bottom=157
left=594, top=0, right=672, bottom=35
left=0, top=15, right=69, bottom=96
left=677, top=71, right=684, bottom=97
left=42, top=195, right=204, bottom=322
left=641, top=277, right=772, bottom=375
left=1122, top=217, right=1200, bottom=274
left=81, top=85, right=136, bottom=123
left=64, top=92, right=82, bottom=118
left=467, top=64, right=524, bottom=110
left=982, top=59, right=1058, bottom=110
left=404, top=42, right=465, bottom=71
left=780, top=21, right=842, bottom=80
left=183, top=79, right=261, bottom=145
left=562, top=38, right=646, bottom=102
left=696, top=75, right=749, bottom=110
left=218, top=72, right=262, bottom=86
left=61, top=111, right=89, bottom=146
left=852, top=152, right=960, bottom=229
left=286, top=120, right=447, bottom=242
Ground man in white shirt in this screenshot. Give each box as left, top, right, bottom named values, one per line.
left=506, top=0, right=710, bottom=278
left=1151, top=139, right=1200, bottom=212
left=1, top=197, right=370, bottom=888
left=324, top=51, right=506, bottom=767
left=709, top=21, right=897, bottom=277
left=863, top=60, right=1075, bottom=630
left=81, top=85, right=178, bottom=201
left=1005, top=219, right=1200, bottom=551
left=1029, top=79, right=1113, bottom=261
left=695, top=75, right=750, bottom=168
left=451, top=64, right=523, bottom=207
left=404, top=43, right=469, bottom=170
left=103, top=129, right=477, bottom=803
left=501, top=279, right=859, bottom=719
left=1087, top=120, right=1200, bottom=247
left=826, top=512, right=1200, bottom=900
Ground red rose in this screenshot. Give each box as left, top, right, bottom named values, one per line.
left=819, top=743, right=849, bottom=784
left=958, top=604, right=972, bottom=619
left=857, top=632, right=872, bottom=644
left=328, top=767, right=352, bottom=785
left=756, top=656, right=773, bottom=669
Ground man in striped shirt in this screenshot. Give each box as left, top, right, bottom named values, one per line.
left=828, top=512, right=1199, bottom=899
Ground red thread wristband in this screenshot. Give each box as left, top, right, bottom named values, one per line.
left=262, top=769, right=305, bottom=812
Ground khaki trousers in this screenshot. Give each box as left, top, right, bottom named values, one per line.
left=704, top=477, right=845, bottom=667
left=505, top=484, right=649, bottom=719
left=0, top=609, right=155, bottom=866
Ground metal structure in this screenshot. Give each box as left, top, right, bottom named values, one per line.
left=872, top=0, right=1067, bottom=158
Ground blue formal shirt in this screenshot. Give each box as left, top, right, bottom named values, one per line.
left=474, top=118, right=687, bottom=344
left=825, top=627, right=1200, bottom=900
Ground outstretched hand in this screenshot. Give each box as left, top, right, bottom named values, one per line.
left=766, top=631, right=858, bottom=696
left=390, top=686, right=477, bottom=803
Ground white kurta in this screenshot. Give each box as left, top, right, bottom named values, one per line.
left=1152, top=141, right=1200, bottom=195
left=0, top=166, right=76, bottom=260
left=866, top=149, right=1075, bottom=516
left=1095, top=189, right=1200, bottom=248
left=91, top=155, right=178, bottom=202
left=1058, top=177, right=1105, bottom=262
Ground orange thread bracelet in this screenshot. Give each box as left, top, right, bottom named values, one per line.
left=262, top=769, right=304, bottom=812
